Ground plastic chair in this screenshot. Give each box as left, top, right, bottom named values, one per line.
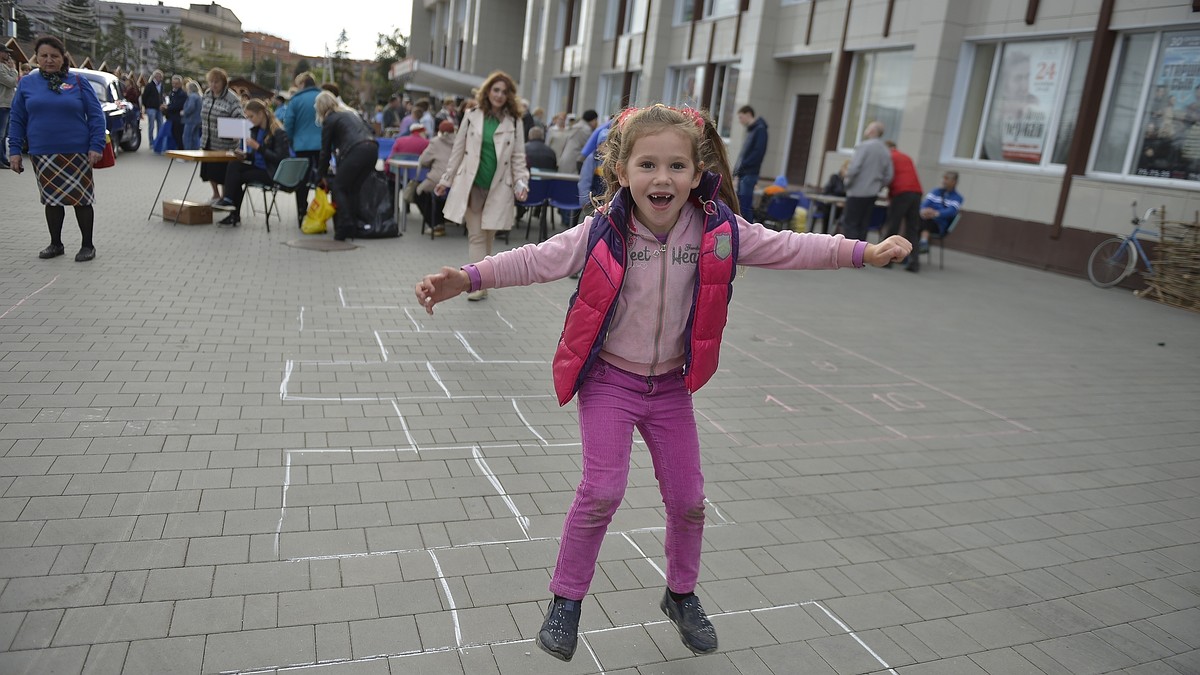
left=761, top=195, right=800, bottom=231
left=246, top=157, right=312, bottom=232
left=925, top=213, right=961, bottom=269
left=518, top=179, right=552, bottom=240
left=547, top=179, right=582, bottom=230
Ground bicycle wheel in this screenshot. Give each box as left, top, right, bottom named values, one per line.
left=1087, top=237, right=1138, bottom=288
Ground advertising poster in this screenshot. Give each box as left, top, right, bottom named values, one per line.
left=1136, top=32, right=1200, bottom=181
left=984, top=40, right=1068, bottom=164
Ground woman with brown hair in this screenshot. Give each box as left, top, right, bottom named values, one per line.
left=435, top=70, right=530, bottom=301
left=212, top=99, right=291, bottom=226
left=7, top=36, right=106, bottom=261
left=199, top=67, right=244, bottom=204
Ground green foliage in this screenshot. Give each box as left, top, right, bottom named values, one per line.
left=152, top=25, right=191, bottom=78
left=331, top=29, right=360, bottom=108
left=96, top=8, right=136, bottom=72
left=374, top=27, right=407, bottom=83
left=54, top=0, right=99, bottom=62
left=293, top=58, right=312, bottom=80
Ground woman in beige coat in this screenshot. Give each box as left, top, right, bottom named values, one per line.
left=436, top=70, right=530, bottom=301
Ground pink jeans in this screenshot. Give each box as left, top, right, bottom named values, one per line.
left=549, top=360, right=706, bottom=601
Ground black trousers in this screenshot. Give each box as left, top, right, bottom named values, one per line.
left=223, top=162, right=272, bottom=209
left=294, top=150, right=320, bottom=224
left=885, top=191, right=922, bottom=244
left=842, top=196, right=876, bottom=240
left=330, top=142, right=379, bottom=238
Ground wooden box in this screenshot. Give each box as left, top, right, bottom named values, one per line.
left=162, top=199, right=212, bottom=225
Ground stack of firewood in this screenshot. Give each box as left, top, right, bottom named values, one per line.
left=1138, top=210, right=1200, bottom=312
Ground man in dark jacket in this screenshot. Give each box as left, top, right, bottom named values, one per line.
left=141, top=70, right=164, bottom=145
left=733, top=105, right=767, bottom=218
left=162, top=75, right=186, bottom=150
left=524, top=126, right=558, bottom=171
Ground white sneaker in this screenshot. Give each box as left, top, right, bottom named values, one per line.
left=467, top=289, right=488, bottom=301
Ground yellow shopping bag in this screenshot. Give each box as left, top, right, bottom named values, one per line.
left=302, top=187, right=336, bottom=234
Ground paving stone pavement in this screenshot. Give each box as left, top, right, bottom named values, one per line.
left=0, top=145, right=1198, bottom=675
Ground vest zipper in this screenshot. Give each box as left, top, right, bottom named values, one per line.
left=648, top=239, right=669, bottom=378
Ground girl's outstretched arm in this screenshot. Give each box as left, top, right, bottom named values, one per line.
left=415, top=266, right=471, bottom=315
left=864, top=235, right=913, bottom=266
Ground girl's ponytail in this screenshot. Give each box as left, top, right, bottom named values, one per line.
left=699, top=119, right=740, bottom=216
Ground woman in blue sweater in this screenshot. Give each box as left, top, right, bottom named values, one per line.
left=7, top=36, right=106, bottom=262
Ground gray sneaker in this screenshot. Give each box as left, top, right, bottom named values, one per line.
left=661, top=590, right=718, bottom=654
left=536, top=597, right=581, bottom=661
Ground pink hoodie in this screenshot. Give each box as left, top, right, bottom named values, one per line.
left=474, top=201, right=860, bottom=377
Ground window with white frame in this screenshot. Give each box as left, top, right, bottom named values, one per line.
left=598, top=71, right=641, bottom=117
left=557, top=0, right=584, bottom=47
left=711, top=63, right=740, bottom=138
left=625, top=0, right=647, bottom=34
left=666, top=65, right=703, bottom=109
left=839, top=49, right=912, bottom=149
left=675, top=0, right=740, bottom=23
left=603, top=0, right=619, bottom=40
left=951, top=38, right=1091, bottom=167
left=549, top=76, right=576, bottom=117
left=1093, top=29, right=1200, bottom=184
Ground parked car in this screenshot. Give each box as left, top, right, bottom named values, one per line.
left=70, top=68, right=141, bottom=152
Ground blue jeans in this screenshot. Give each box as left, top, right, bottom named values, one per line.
left=183, top=123, right=201, bottom=150
left=145, top=108, right=163, bottom=144
left=737, top=173, right=758, bottom=219
left=549, top=360, right=706, bottom=601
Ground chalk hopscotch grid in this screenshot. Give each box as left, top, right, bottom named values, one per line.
left=250, top=286, right=1003, bottom=674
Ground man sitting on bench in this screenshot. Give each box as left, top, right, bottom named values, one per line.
left=909, top=171, right=963, bottom=273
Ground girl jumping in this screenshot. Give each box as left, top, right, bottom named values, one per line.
left=415, top=104, right=911, bottom=661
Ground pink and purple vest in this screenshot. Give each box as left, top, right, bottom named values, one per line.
left=551, top=172, right=739, bottom=405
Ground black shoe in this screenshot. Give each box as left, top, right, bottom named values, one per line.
left=75, top=246, right=95, bottom=262
left=212, top=198, right=236, bottom=211
left=39, top=244, right=65, bottom=259
left=661, top=590, right=718, bottom=655
left=218, top=213, right=240, bottom=226
left=905, top=263, right=920, bottom=273
left=536, top=596, right=581, bottom=661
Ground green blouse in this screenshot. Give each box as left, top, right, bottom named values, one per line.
left=474, top=116, right=500, bottom=189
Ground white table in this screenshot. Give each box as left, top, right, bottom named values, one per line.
left=385, top=157, right=422, bottom=233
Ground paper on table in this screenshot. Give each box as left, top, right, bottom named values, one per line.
left=217, top=117, right=251, bottom=143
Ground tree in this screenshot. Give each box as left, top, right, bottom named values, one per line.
left=97, top=8, right=136, bottom=73
left=198, top=41, right=241, bottom=77
left=331, top=29, right=360, bottom=107
left=293, top=58, right=312, bottom=80
left=373, top=27, right=407, bottom=83
left=152, top=25, right=191, bottom=77
left=54, top=0, right=99, bottom=63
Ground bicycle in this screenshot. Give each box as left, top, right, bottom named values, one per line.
left=1087, top=202, right=1160, bottom=288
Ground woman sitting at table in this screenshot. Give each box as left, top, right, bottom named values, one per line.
left=212, top=99, right=290, bottom=226
left=416, top=120, right=456, bottom=235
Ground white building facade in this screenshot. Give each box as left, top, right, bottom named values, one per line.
left=409, top=0, right=1198, bottom=275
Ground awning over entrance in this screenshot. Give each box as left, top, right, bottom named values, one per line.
left=388, top=58, right=480, bottom=98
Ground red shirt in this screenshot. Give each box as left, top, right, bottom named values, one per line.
left=889, top=148, right=922, bottom=196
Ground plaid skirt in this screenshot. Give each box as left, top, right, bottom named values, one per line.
left=32, top=153, right=95, bottom=206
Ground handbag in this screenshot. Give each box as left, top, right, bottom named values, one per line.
left=94, top=131, right=116, bottom=169
left=302, top=187, right=336, bottom=234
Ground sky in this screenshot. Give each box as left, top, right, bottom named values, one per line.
left=131, top=0, right=413, bottom=61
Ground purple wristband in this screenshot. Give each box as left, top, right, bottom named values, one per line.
left=463, top=265, right=482, bottom=292
left=852, top=240, right=868, bottom=268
